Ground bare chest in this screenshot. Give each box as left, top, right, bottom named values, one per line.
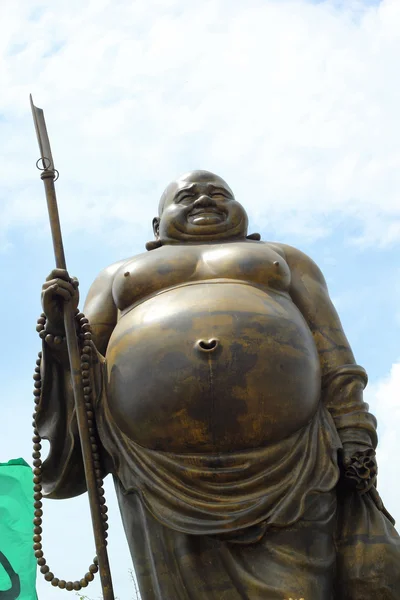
left=112, top=241, right=291, bottom=312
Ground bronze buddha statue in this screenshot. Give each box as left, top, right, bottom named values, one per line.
left=38, top=170, right=400, bottom=599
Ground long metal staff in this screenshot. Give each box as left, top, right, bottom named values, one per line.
left=30, top=95, right=115, bottom=600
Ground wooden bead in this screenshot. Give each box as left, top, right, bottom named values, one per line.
left=40, top=564, right=49, bottom=574
left=81, top=354, right=90, bottom=362
left=32, top=435, right=40, bottom=443
left=33, top=535, right=41, bottom=543
left=66, top=581, right=74, bottom=591
left=35, top=550, right=43, bottom=559
left=33, top=543, right=42, bottom=551
left=34, top=509, right=43, bottom=518
left=34, top=381, right=41, bottom=389
left=33, top=468, right=41, bottom=476
left=34, top=493, right=42, bottom=501
left=83, top=332, right=92, bottom=340
left=37, top=317, right=46, bottom=325
left=39, top=330, right=46, bottom=339
left=51, top=578, right=60, bottom=587
left=33, top=443, right=41, bottom=451
left=87, top=412, right=94, bottom=420
left=82, top=370, right=89, bottom=377
left=34, top=484, right=42, bottom=492
left=58, top=580, right=66, bottom=589
left=44, top=572, right=54, bottom=582
left=33, top=459, right=42, bottom=467
left=33, top=517, right=42, bottom=526
left=36, top=324, right=45, bottom=332
left=37, top=557, right=46, bottom=566
left=33, top=373, right=41, bottom=381
left=85, top=572, right=94, bottom=582
left=35, top=366, right=40, bottom=373
left=80, top=317, right=89, bottom=325
left=80, top=578, right=88, bottom=588
left=36, top=358, right=41, bottom=366
left=82, top=346, right=91, bottom=354
left=89, top=563, right=99, bottom=574
left=84, top=388, right=92, bottom=396
left=33, top=476, right=42, bottom=484
left=34, top=501, right=42, bottom=509
left=73, top=581, right=82, bottom=591
left=34, top=526, right=42, bottom=535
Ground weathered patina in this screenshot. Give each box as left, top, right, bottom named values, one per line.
left=37, top=170, right=400, bottom=599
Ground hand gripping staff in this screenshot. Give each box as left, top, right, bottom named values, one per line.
left=30, top=95, right=115, bottom=600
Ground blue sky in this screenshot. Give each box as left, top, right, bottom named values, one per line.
left=0, top=0, right=399, bottom=598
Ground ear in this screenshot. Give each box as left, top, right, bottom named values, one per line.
left=152, top=217, right=160, bottom=239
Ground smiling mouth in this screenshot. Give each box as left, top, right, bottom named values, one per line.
left=188, top=208, right=226, bottom=225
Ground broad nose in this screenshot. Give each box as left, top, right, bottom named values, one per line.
left=193, top=194, right=215, bottom=209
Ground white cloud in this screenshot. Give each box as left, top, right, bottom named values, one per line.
left=366, top=361, right=400, bottom=522
left=0, top=0, right=399, bottom=249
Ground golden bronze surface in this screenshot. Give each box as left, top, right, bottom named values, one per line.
left=38, top=170, right=400, bottom=599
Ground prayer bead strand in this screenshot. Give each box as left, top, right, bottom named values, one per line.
left=32, top=311, right=108, bottom=591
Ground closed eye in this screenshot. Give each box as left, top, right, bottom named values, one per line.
left=176, top=194, right=194, bottom=203
left=210, top=191, right=230, bottom=199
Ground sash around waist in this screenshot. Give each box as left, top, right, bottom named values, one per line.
left=98, top=400, right=341, bottom=536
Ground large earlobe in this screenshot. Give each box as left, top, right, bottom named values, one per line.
left=152, top=217, right=160, bottom=239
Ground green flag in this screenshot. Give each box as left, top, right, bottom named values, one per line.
left=0, top=459, right=37, bottom=600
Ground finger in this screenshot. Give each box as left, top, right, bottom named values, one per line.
left=46, top=269, right=71, bottom=282
left=43, top=279, right=76, bottom=296
left=71, top=277, right=79, bottom=289
left=43, top=283, right=72, bottom=301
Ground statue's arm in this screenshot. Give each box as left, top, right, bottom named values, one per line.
left=83, top=261, right=124, bottom=354
left=36, top=261, right=124, bottom=499
left=273, top=243, right=377, bottom=455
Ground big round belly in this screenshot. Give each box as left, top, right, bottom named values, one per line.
left=106, top=283, right=321, bottom=452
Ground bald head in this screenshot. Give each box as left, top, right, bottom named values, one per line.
left=158, top=170, right=234, bottom=216
left=152, top=169, right=248, bottom=245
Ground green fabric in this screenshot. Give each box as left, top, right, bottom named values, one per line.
left=0, top=459, right=37, bottom=600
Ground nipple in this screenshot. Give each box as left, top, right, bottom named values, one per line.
left=124, top=271, right=130, bottom=277
left=273, top=261, right=280, bottom=268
